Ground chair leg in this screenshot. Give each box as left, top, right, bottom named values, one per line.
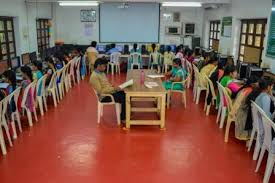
left=11, top=121, right=17, bottom=140
left=206, top=105, right=211, bottom=116
left=2, top=123, right=12, bottom=147
left=0, top=127, right=7, bottom=155
left=107, top=64, right=109, bottom=74
left=182, top=91, right=187, bottom=108
left=224, top=118, right=232, bottom=143
left=219, top=107, right=227, bottom=129
left=52, top=91, right=57, bottom=107
left=167, top=92, right=171, bottom=109
left=26, top=109, right=33, bottom=127
left=15, top=112, right=22, bottom=133
left=38, top=97, right=44, bottom=116
left=33, top=107, right=38, bottom=122
left=263, top=153, right=275, bottom=183
left=43, top=96, right=48, bottom=111
left=255, top=146, right=266, bottom=172
left=253, top=138, right=261, bottom=161
left=100, top=105, right=104, bottom=117
left=216, top=103, right=222, bottom=123
left=111, top=65, right=114, bottom=75
left=195, top=88, right=201, bottom=104
left=115, top=103, right=121, bottom=126
left=97, top=103, right=101, bottom=124
left=248, top=127, right=256, bottom=152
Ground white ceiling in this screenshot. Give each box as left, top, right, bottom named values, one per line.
left=25, top=0, right=231, bottom=4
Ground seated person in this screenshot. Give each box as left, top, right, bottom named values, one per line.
left=150, top=43, right=161, bottom=73
left=163, top=58, right=188, bottom=91
left=45, top=57, right=56, bottom=86
left=220, top=65, right=241, bottom=97
left=90, top=58, right=125, bottom=121
left=200, top=57, right=218, bottom=87
left=163, top=46, right=175, bottom=71
left=130, top=43, right=141, bottom=54
left=106, top=43, right=119, bottom=55
left=231, top=76, right=259, bottom=140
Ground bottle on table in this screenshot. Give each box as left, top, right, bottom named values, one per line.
left=140, top=70, right=145, bottom=84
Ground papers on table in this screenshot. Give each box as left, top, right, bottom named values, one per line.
left=0, top=83, right=9, bottom=89
left=119, top=79, right=134, bottom=89
left=147, top=75, right=165, bottom=79
left=144, top=82, right=159, bottom=89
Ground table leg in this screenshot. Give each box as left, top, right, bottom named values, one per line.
left=126, top=94, right=131, bottom=129
left=160, top=94, right=166, bottom=129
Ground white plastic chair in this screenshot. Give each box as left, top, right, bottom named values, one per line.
left=56, top=68, right=65, bottom=100
left=64, top=63, right=71, bottom=93
left=185, top=60, right=193, bottom=88
left=167, top=77, right=189, bottom=109
left=150, top=52, right=161, bottom=73
left=193, top=66, right=207, bottom=104
left=204, top=77, right=217, bottom=116
left=0, top=98, right=13, bottom=148
left=47, top=72, right=58, bottom=107
left=255, top=104, right=275, bottom=183
left=92, top=88, right=121, bottom=126
left=21, top=81, right=38, bottom=127
left=8, top=87, right=22, bottom=139
left=222, top=86, right=234, bottom=142
left=216, top=82, right=228, bottom=129
left=130, top=53, right=142, bottom=70
left=68, top=57, right=79, bottom=87
left=36, top=75, right=48, bottom=116
left=249, top=101, right=264, bottom=160
left=75, top=57, right=81, bottom=83
left=0, top=118, right=7, bottom=155
left=107, top=52, right=121, bottom=75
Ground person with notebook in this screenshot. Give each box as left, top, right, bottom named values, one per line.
left=90, top=58, right=126, bottom=121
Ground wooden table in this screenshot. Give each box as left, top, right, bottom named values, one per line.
left=124, top=70, right=167, bottom=129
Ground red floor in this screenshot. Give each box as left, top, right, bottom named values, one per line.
left=0, top=74, right=274, bottom=183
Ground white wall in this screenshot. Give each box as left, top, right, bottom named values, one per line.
left=203, top=0, right=273, bottom=65
left=0, top=0, right=54, bottom=56
left=54, top=4, right=204, bottom=45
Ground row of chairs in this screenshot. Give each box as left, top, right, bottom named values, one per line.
left=106, top=52, right=175, bottom=75
left=0, top=57, right=82, bottom=156
left=192, top=64, right=275, bottom=183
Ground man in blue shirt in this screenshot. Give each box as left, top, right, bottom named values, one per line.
left=106, top=43, right=119, bottom=55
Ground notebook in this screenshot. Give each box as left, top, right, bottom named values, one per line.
left=147, top=75, right=165, bottom=79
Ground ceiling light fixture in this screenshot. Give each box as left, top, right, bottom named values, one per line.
left=162, top=2, right=202, bottom=7
left=58, top=1, right=99, bottom=6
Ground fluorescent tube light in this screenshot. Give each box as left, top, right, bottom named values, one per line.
left=162, top=2, right=202, bottom=7
left=58, top=1, right=98, bottom=6
left=272, top=7, right=275, bottom=11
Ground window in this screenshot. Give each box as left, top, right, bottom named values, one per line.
left=0, top=17, right=16, bottom=65
left=238, top=19, right=267, bottom=62
left=36, top=19, right=50, bottom=54
left=209, top=20, right=221, bottom=49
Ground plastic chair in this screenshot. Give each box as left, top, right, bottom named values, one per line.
left=162, top=52, right=174, bottom=73
left=75, top=57, right=81, bottom=83
left=8, top=87, right=22, bottom=139
left=222, top=85, right=234, bottom=142
left=255, top=104, right=275, bottom=183
left=92, top=88, right=121, bottom=126
left=56, top=68, right=65, bottom=100
left=64, top=63, right=71, bottom=93
left=167, top=77, right=189, bottom=109
left=47, top=72, right=58, bottom=107
left=0, top=118, right=7, bottom=155
left=249, top=101, right=264, bottom=160
left=216, top=82, right=228, bottom=129
left=107, top=52, right=121, bottom=75
left=185, top=60, right=193, bottom=88
left=36, top=75, right=48, bottom=116
left=130, top=53, right=142, bottom=70
left=193, top=67, right=207, bottom=104
left=21, top=81, right=38, bottom=127
left=204, top=77, right=217, bottom=116
left=0, top=98, right=13, bottom=148
left=68, top=57, right=79, bottom=87
left=150, top=52, right=161, bottom=73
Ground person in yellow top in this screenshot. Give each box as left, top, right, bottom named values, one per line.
left=86, top=41, right=98, bottom=73
left=200, top=58, right=218, bottom=87
left=90, top=58, right=125, bottom=120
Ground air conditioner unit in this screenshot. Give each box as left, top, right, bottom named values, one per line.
left=165, top=26, right=182, bottom=35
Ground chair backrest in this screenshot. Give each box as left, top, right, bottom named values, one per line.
left=150, top=52, right=160, bottom=64
left=110, top=52, right=121, bottom=64
left=221, top=85, right=233, bottom=112
left=206, top=76, right=216, bottom=99
left=255, top=102, right=275, bottom=150
left=36, top=75, right=47, bottom=96
left=8, top=87, right=21, bottom=111
left=86, top=51, right=97, bottom=65
left=251, top=101, right=263, bottom=137
left=130, top=53, right=141, bottom=64
left=48, top=72, right=57, bottom=90
left=21, top=81, right=36, bottom=108
left=92, top=88, right=100, bottom=102
left=217, top=82, right=225, bottom=108
left=75, top=57, right=81, bottom=71
left=194, top=67, right=204, bottom=87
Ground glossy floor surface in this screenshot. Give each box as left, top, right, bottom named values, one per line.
left=0, top=74, right=274, bottom=183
